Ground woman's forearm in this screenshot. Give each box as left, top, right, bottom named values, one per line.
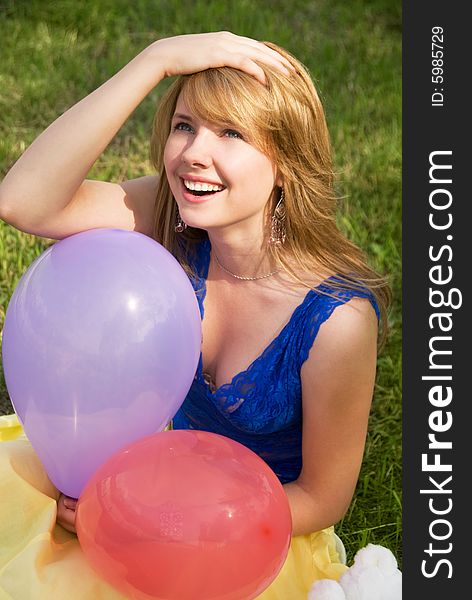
left=283, top=481, right=347, bottom=537
left=0, top=43, right=165, bottom=226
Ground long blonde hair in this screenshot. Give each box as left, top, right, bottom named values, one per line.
left=150, top=42, right=391, bottom=346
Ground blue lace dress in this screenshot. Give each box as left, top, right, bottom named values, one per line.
left=173, top=240, right=379, bottom=487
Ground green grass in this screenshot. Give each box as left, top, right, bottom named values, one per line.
left=0, top=0, right=402, bottom=569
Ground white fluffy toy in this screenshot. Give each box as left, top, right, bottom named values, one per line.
left=308, top=544, right=402, bottom=600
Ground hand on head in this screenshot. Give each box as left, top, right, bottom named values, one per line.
left=152, top=31, right=295, bottom=85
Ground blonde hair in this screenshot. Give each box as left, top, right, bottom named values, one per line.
left=150, top=42, right=391, bottom=346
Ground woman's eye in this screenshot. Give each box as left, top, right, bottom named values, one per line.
left=224, top=129, right=243, bottom=140
left=173, top=122, right=193, bottom=133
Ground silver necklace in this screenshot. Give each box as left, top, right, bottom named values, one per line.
left=214, top=253, right=281, bottom=281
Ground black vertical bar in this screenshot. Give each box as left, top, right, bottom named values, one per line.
left=403, top=2, right=467, bottom=597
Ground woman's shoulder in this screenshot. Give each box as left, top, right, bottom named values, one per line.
left=277, top=266, right=380, bottom=364
left=301, top=292, right=379, bottom=382
left=120, top=175, right=159, bottom=236
left=316, top=293, right=379, bottom=335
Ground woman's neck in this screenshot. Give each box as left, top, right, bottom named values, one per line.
left=207, top=231, right=277, bottom=281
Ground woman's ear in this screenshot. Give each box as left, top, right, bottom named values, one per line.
left=273, top=163, right=284, bottom=189
left=275, top=173, right=284, bottom=188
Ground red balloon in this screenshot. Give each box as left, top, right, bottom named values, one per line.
left=76, top=430, right=292, bottom=600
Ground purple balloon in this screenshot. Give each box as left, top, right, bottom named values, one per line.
left=2, top=228, right=201, bottom=498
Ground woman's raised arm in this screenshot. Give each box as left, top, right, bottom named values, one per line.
left=0, top=32, right=293, bottom=239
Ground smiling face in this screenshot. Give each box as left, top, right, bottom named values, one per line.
left=164, top=95, right=280, bottom=237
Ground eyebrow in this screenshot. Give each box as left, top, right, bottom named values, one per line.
left=172, top=112, right=194, bottom=121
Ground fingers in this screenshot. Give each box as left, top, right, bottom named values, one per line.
left=63, top=496, right=77, bottom=510
left=238, top=50, right=291, bottom=85
left=158, top=31, right=295, bottom=85
left=230, top=34, right=295, bottom=73
left=232, top=56, right=268, bottom=86
left=57, top=494, right=78, bottom=534
left=217, top=32, right=295, bottom=84
left=59, top=519, right=78, bottom=535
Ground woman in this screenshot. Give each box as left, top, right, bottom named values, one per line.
left=0, top=32, right=390, bottom=598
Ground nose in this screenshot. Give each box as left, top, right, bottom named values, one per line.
left=181, top=130, right=213, bottom=168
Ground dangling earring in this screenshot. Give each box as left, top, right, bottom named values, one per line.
left=268, top=188, right=286, bottom=246
left=174, top=207, right=187, bottom=233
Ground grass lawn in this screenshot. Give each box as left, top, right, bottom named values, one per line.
left=0, top=0, right=402, bottom=568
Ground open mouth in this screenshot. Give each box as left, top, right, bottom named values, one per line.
left=181, top=179, right=226, bottom=197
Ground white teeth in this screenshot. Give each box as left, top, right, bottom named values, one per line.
left=184, top=179, right=224, bottom=192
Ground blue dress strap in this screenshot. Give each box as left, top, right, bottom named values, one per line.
left=296, top=280, right=380, bottom=369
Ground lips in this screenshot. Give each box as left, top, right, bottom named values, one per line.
left=179, top=174, right=225, bottom=187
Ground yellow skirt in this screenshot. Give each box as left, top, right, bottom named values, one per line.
left=0, top=415, right=347, bottom=600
